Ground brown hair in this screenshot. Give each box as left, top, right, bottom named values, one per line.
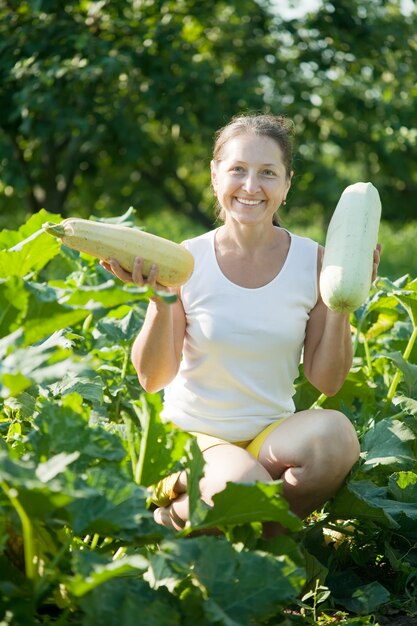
left=212, top=113, right=295, bottom=226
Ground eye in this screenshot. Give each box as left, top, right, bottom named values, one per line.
left=262, top=169, right=276, bottom=177
left=230, top=165, right=245, bottom=174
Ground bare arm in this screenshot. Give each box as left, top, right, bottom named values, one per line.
left=303, top=244, right=381, bottom=396
left=303, top=298, right=353, bottom=397
left=131, top=295, right=186, bottom=393
left=101, top=257, right=186, bottom=393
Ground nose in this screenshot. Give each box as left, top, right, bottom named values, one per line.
left=242, top=172, right=260, bottom=194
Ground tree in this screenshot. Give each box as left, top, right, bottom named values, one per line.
left=270, top=0, right=417, bottom=223
left=0, top=0, right=279, bottom=228
left=1, top=0, right=415, bottom=231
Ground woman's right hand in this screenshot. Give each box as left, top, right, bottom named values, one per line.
left=100, top=257, right=175, bottom=303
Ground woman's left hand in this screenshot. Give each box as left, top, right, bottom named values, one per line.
left=372, top=243, right=382, bottom=282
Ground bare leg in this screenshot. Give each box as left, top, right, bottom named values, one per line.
left=257, top=409, right=360, bottom=519
left=153, top=409, right=359, bottom=530
left=153, top=443, right=272, bottom=530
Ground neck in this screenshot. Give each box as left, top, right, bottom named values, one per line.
left=218, top=219, right=279, bottom=253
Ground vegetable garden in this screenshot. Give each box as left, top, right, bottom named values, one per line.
left=1, top=209, right=417, bottom=625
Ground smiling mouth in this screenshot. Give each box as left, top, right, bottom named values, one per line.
left=236, top=197, right=263, bottom=206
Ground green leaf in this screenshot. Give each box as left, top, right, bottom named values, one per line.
left=345, top=581, right=391, bottom=614
left=157, top=537, right=304, bottom=625
left=0, top=452, right=77, bottom=518
left=329, top=569, right=390, bottom=615
left=29, top=402, right=126, bottom=465
left=0, top=372, right=33, bottom=398
left=329, top=482, right=398, bottom=528
left=186, top=437, right=207, bottom=527
left=193, top=481, right=302, bottom=532
left=79, top=577, right=181, bottom=626
left=365, top=308, right=399, bottom=340
left=133, top=395, right=189, bottom=487
left=95, top=308, right=144, bottom=344
left=362, top=418, right=416, bottom=471
left=3, top=391, right=37, bottom=419
left=61, top=280, right=149, bottom=309
left=49, top=374, right=104, bottom=404
left=36, top=451, right=80, bottom=482
left=68, top=467, right=153, bottom=537
left=0, top=211, right=60, bottom=278
left=23, top=306, right=89, bottom=346
left=388, top=471, right=417, bottom=503
left=393, top=395, right=417, bottom=416
left=331, top=479, right=417, bottom=529
left=383, top=352, right=417, bottom=397
left=69, top=550, right=149, bottom=597
left=0, top=277, right=29, bottom=338
left=376, top=277, right=417, bottom=327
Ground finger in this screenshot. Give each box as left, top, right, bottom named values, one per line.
left=153, top=505, right=185, bottom=531
left=107, top=258, right=134, bottom=283
left=100, top=260, right=113, bottom=273
left=131, top=257, right=146, bottom=286
left=147, top=263, right=159, bottom=289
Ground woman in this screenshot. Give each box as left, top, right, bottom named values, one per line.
left=103, top=113, right=380, bottom=532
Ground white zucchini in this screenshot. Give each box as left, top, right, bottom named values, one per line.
left=320, top=182, right=381, bottom=313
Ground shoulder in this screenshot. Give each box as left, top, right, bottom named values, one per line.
left=285, top=229, right=320, bottom=268
left=286, top=229, right=319, bottom=249
left=181, top=229, right=216, bottom=253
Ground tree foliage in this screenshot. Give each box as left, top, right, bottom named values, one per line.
left=278, top=0, right=417, bottom=223
left=0, top=0, right=278, bottom=227
left=0, top=0, right=416, bottom=230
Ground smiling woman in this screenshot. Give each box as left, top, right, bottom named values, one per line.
left=103, top=112, right=379, bottom=534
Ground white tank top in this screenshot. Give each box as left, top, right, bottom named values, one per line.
left=161, top=227, right=318, bottom=441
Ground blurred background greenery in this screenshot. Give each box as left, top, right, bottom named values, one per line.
left=1, top=0, right=416, bottom=279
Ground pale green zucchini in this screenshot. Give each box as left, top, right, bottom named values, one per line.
left=319, top=182, right=381, bottom=313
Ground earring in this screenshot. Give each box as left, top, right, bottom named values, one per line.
left=283, top=200, right=287, bottom=206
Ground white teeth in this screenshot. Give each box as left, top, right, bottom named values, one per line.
left=236, top=198, right=263, bottom=205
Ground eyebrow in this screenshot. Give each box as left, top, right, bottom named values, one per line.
left=233, top=160, right=278, bottom=167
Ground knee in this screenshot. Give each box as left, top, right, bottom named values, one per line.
left=313, top=410, right=360, bottom=472
left=200, top=445, right=272, bottom=505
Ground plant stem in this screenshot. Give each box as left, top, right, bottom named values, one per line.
left=123, top=413, right=138, bottom=480
left=386, top=325, right=417, bottom=407
left=1, top=481, right=36, bottom=580
left=310, top=393, right=327, bottom=409
left=363, top=334, right=373, bottom=379
left=114, top=347, right=130, bottom=419
left=135, top=400, right=150, bottom=485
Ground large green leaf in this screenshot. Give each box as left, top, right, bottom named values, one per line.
left=361, top=418, right=417, bottom=471
left=95, top=308, right=145, bottom=344
left=133, top=395, right=190, bottom=488
left=329, top=570, right=390, bottom=615
left=0, top=211, right=60, bottom=278
left=383, top=352, right=417, bottom=398
left=0, top=451, right=78, bottom=518
left=154, top=537, right=305, bottom=626
left=69, top=550, right=149, bottom=597
left=0, top=277, right=29, bottom=338
left=28, top=401, right=126, bottom=465
left=331, top=479, right=417, bottom=529
left=67, top=468, right=154, bottom=538
left=190, top=481, right=302, bottom=533
left=79, top=576, right=181, bottom=626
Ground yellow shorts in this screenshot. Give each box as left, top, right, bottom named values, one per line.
left=151, top=418, right=287, bottom=508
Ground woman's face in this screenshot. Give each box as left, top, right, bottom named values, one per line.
left=211, top=132, right=291, bottom=227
